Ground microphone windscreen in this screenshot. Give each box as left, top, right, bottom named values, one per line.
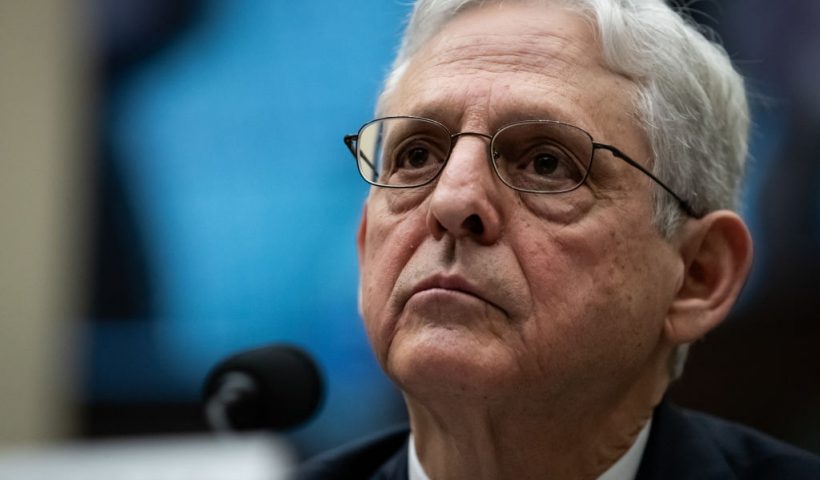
left=203, top=344, right=323, bottom=431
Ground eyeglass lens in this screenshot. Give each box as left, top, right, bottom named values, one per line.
left=356, top=117, right=595, bottom=193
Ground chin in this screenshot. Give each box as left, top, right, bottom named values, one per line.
left=384, top=324, right=517, bottom=401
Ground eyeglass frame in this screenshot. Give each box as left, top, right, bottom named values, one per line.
left=344, top=116, right=701, bottom=218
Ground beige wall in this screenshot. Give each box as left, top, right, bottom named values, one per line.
left=0, top=2, right=90, bottom=444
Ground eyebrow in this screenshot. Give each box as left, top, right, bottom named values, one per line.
left=490, top=106, right=589, bottom=130
left=393, top=102, right=598, bottom=139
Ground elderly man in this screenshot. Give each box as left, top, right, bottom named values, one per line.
left=297, top=0, right=820, bottom=478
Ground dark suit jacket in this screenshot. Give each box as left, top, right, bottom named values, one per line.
left=293, top=402, right=820, bottom=479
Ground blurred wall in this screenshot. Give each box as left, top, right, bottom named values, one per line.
left=0, top=2, right=90, bottom=444
left=83, top=0, right=412, bottom=456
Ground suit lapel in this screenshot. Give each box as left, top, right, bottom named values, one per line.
left=636, top=401, right=732, bottom=480
left=370, top=441, right=409, bottom=480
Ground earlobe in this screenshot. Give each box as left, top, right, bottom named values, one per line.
left=664, top=211, right=753, bottom=344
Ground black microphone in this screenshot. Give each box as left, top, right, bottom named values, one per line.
left=202, top=344, right=324, bottom=432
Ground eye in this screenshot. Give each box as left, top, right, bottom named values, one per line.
left=382, top=136, right=447, bottom=186
left=496, top=143, right=585, bottom=192
left=533, top=153, right=560, bottom=176
left=517, top=148, right=579, bottom=180
left=403, top=146, right=431, bottom=169
left=393, top=140, right=440, bottom=170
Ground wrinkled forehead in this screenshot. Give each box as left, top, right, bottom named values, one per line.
left=419, top=1, right=602, bottom=68
left=379, top=2, right=638, bottom=138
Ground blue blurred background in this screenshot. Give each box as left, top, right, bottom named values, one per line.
left=83, top=0, right=820, bottom=457
left=87, top=0, right=412, bottom=455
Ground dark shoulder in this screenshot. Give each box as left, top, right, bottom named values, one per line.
left=291, top=426, right=409, bottom=480
left=639, top=401, right=820, bottom=480
left=681, top=407, right=820, bottom=478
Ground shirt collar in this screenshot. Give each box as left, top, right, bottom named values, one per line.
left=408, top=435, right=429, bottom=480
left=408, top=420, right=652, bottom=480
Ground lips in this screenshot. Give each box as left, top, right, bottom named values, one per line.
left=407, top=273, right=508, bottom=315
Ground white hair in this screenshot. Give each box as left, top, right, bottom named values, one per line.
left=378, top=0, right=750, bottom=237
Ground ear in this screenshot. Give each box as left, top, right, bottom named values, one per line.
left=664, top=210, right=753, bottom=344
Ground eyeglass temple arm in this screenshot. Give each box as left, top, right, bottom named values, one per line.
left=344, top=134, right=375, bottom=171
left=343, top=134, right=357, bottom=156
left=593, top=143, right=701, bottom=218
left=344, top=134, right=378, bottom=180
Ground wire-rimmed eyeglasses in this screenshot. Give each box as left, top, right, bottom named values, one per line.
left=344, top=116, right=700, bottom=218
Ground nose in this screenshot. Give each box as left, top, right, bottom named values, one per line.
left=426, top=135, right=503, bottom=245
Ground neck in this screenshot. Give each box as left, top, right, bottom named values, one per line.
left=405, top=351, right=671, bottom=480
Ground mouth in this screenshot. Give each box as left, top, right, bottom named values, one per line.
left=408, top=274, right=507, bottom=315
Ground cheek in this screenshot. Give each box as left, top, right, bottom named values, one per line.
left=519, top=188, right=596, bottom=225
left=359, top=198, right=429, bottom=356
left=512, top=217, right=670, bottom=377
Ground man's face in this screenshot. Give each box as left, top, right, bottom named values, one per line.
left=357, top=3, right=685, bottom=406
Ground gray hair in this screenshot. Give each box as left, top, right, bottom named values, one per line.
left=378, top=0, right=750, bottom=237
